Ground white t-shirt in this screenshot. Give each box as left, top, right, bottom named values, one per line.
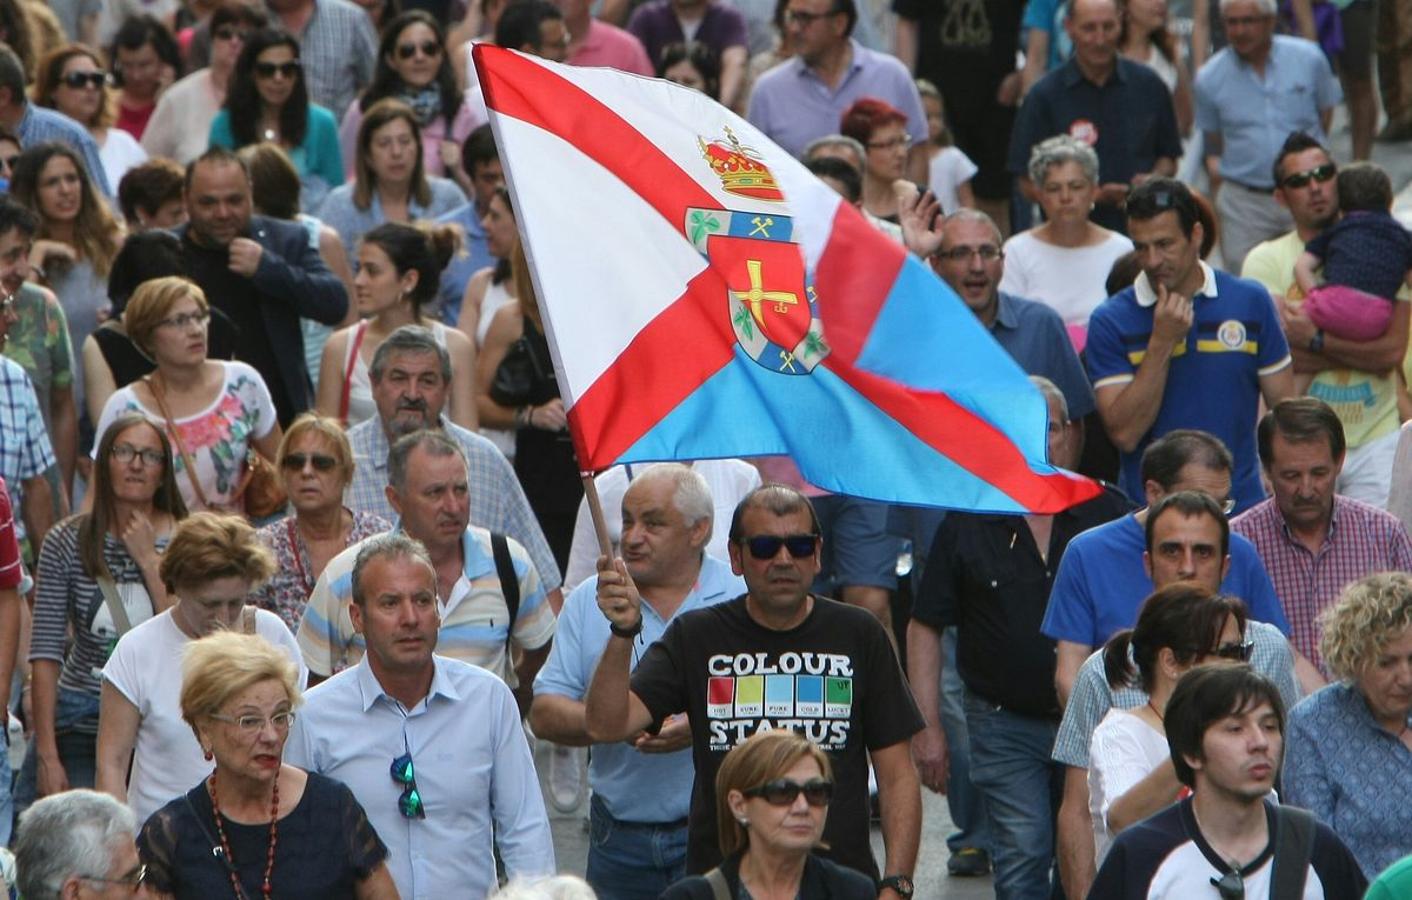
left=1089, top=708, right=1170, bottom=863
left=99, top=128, right=148, bottom=195
left=999, top=229, right=1135, bottom=330
left=927, top=146, right=978, bottom=215
left=102, top=607, right=306, bottom=830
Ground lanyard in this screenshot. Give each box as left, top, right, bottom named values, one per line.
left=286, top=518, right=313, bottom=598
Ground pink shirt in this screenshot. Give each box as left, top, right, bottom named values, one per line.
left=569, top=19, right=653, bottom=76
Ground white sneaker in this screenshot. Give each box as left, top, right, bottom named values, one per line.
left=548, top=742, right=582, bottom=812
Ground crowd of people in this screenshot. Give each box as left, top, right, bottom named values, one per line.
left=0, top=0, right=1406, bottom=897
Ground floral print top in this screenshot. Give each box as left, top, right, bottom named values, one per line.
left=250, top=509, right=390, bottom=632
left=92, top=361, right=277, bottom=512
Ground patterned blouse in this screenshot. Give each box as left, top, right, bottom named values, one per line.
left=250, top=509, right=390, bottom=632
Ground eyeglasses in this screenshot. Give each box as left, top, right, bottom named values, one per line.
left=743, top=533, right=818, bottom=560
left=209, top=710, right=297, bottom=733
left=1211, top=867, right=1244, bottom=900
left=783, top=8, right=840, bottom=26
left=61, top=71, right=107, bottom=90
left=254, top=60, right=301, bottom=80
left=396, top=39, right=442, bottom=60
left=213, top=25, right=250, bottom=42
left=390, top=751, right=426, bottom=819
left=157, top=310, right=210, bottom=330
left=81, top=863, right=148, bottom=893
left=867, top=134, right=912, bottom=151
left=744, top=777, right=834, bottom=807
left=112, top=443, right=164, bottom=467
left=281, top=452, right=338, bottom=472
left=937, top=244, right=1002, bottom=262
left=1280, top=163, right=1337, bottom=190
left=1214, top=639, right=1255, bottom=662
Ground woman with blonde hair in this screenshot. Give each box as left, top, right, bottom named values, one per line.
left=96, top=512, right=305, bottom=830
left=250, top=414, right=389, bottom=631
left=137, top=630, right=396, bottom=897
left=92, top=276, right=282, bottom=513
left=33, top=44, right=149, bottom=189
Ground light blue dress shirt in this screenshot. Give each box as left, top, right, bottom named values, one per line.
left=285, top=655, right=554, bottom=899
left=534, top=556, right=745, bottom=823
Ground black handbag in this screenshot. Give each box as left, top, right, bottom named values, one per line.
left=490, top=331, right=550, bottom=407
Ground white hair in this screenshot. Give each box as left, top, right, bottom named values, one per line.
left=1030, top=375, right=1070, bottom=422
left=631, top=463, right=715, bottom=544
left=1218, top=0, right=1276, bottom=15
left=490, top=876, right=598, bottom=900
left=15, top=790, right=137, bottom=900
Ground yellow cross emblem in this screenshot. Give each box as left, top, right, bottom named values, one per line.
left=738, top=259, right=798, bottom=321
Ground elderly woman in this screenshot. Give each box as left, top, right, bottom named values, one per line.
left=250, top=414, right=389, bottom=631
left=33, top=44, right=148, bottom=189
left=660, top=730, right=875, bottom=899
left=20, top=413, right=187, bottom=807
left=95, top=512, right=305, bottom=831
left=137, top=631, right=396, bottom=897
left=92, top=276, right=281, bottom=513
left=1285, top=572, right=1412, bottom=880
left=318, top=98, right=466, bottom=258
left=839, top=97, right=913, bottom=223
left=999, top=135, right=1133, bottom=351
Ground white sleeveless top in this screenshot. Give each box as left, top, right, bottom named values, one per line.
left=340, top=320, right=451, bottom=427
left=477, top=279, right=518, bottom=458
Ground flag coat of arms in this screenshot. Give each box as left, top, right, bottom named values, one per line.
left=476, top=46, right=1100, bottom=514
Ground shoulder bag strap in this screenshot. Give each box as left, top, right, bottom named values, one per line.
left=490, top=532, right=519, bottom=651
left=182, top=794, right=249, bottom=900
left=339, top=320, right=369, bottom=424
left=145, top=374, right=212, bottom=510
left=241, top=605, right=257, bottom=635
left=1270, top=804, right=1316, bottom=900
left=703, top=867, right=731, bottom=900
left=95, top=576, right=133, bottom=637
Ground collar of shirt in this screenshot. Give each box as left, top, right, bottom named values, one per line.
left=386, top=523, right=496, bottom=618
left=354, top=651, right=463, bottom=714
left=1276, top=494, right=1343, bottom=553
left=1133, top=261, right=1219, bottom=307
left=992, top=291, right=1023, bottom=332
left=794, top=39, right=863, bottom=86
left=1060, top=56, right=1129, bottom=89
left=366, top=415, right=456, bottom=473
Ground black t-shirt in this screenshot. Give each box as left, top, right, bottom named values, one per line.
left=630, top=594, right=924, bottom=879
left=894, top=0, right=1025, bottom=87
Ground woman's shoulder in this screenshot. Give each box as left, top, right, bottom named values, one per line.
left=1290, top=681, right=1357, bottom=724
left=658, top=876, right=719, bottom=900
left=307, top=104, right=339, bottom=130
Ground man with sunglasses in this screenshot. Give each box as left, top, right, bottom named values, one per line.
left=1232, top=399, right=1412, bottom=675
left=1244, top=132, right=1410, bottom=509
left=1091, top=664, right=1366, bottom=899
left=585, top=484, right=924, bottom=898
left=14, top=788, right=150, bottom=898
left=287, top=532, right=555, bottom=900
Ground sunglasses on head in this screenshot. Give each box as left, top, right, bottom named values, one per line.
left=1280, top=163, right=1336, bottom=190
left=390, top=752, right=426, bottom=819
left=744, top=777, right=833, bottom=807
left=1211, top=867, right=1244, bottom=900
left=281, top=452, right=337, bottom=472
left=396, top=39, right=441, bottom=60
left=743, top=533, right=818, bottom=560
left=1214, top=639, right=1255, bottom=662
left=254, top=60, right=301, bottom=79
left=62, top=71, right=107, bottom=90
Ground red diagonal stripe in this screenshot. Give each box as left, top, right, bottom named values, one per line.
left=812, top=200, right=905, bottom=366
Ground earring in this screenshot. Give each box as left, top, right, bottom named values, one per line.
left=738, top=818, right=749, bottom=827
left=203, top=748, right=213, bottom=761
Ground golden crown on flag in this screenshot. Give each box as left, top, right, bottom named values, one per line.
left=698, top=127, right=784, bottom=202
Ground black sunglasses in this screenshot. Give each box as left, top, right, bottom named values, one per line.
left=396, top=39, right=442, bottom=60
left=1281, top=163, right=1337, bottom=190
left=62, top=71, right=107, bottom=90
left=1211, top=868, right=1244, bottom=900
left=281, top=452, right=337, bottom=472
left=213, top=25, right=250, bottom=42
left=253, top=60, right=301, bottom=79
left=743, top=533, right=818, bottom=560
left=1214, top=639, right=1255, bottom=662
left=745, top=777, right=833, bottom=807
left=390, top=752, right=426, bottom=819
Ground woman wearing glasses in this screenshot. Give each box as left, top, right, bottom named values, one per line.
left=92, top=276, right=282, bottom=514
left=1286, top=572, right=1412, bottom=881
left=34, top=45, right=149, bottom=190
left=138, top=630, right=396, bottom=898
left=18, top=413, right=186, bottom=810
left=661, top=729, right=875, bottom=899
left=96, top=513, right=305, bottom=833
left=339, top=11, right=477, bottom=190
left=209, top=28, right=344, bottom=212
left=250, top=415, right=389, bottom=631
left=1089, top=585, right=1250, bottom=863
left=839, top=97, right=913, bottom=224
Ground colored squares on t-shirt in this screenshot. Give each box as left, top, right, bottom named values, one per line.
left=707, top=676, right=734, bottom=718
left=704, top=673, right=854, bottom=720
left=826, top=678, right=852, bottom=718
left=765, top=675, right=794, bottom=715
left=735, top=676, right=764, bottom=716
left=795, top=676, right=824, bottom=717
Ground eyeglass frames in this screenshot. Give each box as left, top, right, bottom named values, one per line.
left=280, top=452, right=337, bottom=472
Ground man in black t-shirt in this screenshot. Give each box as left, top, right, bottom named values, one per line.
left=585, top=485, right=924, bottom=900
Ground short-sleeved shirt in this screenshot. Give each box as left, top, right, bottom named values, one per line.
left=4, top=284, right=73, bottom=428
left=296, top=525, right=553, bottom=681
left=249, top=510, right=391, bottom=633
left=746, top=40, right=928, bottom=159
left=0, top=357, right=59, bottom=545
left=1305, top=210, right=1412, bottom=301
left=569, top=19, right=655, bottom=76
left=1040, top=513, right=1291, bottom=649
left=988, top=292, right=1097, bottom=421
left=1086, top=264, right=1293, bottom=510
left=1020, top=0, right=1072, bottom=69
left=534, top=557, right=744, bottom=823
left=627, top=0, right=749, bottom=71
left=1007, top=58, right=1182, bottom=231
left=138, top=772, right=388, bottom=898
left=630, top=594, right=924, bottom=878
left=1194, top=36, right=1342, bottom=188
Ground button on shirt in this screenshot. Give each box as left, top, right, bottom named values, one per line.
left=534, top=556, right=744, bottom=823
left=285, top=656, right=556, bottom=900
left=1231, top=495, right=1412, bottom=672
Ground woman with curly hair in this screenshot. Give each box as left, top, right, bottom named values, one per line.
left=33, top=44, right=149, bottom=190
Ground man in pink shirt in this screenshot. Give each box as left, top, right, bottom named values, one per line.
left=553, top=0, right=654, bottom=75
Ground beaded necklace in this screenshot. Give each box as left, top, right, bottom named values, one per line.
left=208, top=773, right=279, bottom=900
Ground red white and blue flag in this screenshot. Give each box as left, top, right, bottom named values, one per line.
left=476, top=46, right=1099, bottom=514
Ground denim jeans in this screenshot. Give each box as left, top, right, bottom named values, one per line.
left=586, top=794, right=688, bottom=900
left=942, top=628, right=990, bottom=853
left=14, top=688, right=100, bottom=816
left=963, top=689, right=1064, bottom=900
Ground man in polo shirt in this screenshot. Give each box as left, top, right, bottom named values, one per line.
left=1086, top=177, right=1295, bottom=511
left=1233, top=398, right=1412, bottom=673
left=748, top=0, right=926, bottom=180
left=554, top=0, right=654, bottom=75
left=1195, top=0, right=1340, bottom=272
left=298, top=429, right=556, bottom=701
left=628, top=0, right=750, bottom=109
left=1006, top=0, right=1181, bottom=233
left=532, top=464, right=744, bottom=899
left=1243, top=132, right=1409, bottom=506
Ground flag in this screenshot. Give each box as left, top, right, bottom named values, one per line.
left=475, top=45, right=1101, bottom=514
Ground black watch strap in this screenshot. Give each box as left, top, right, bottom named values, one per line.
left=609, top=616, right=643, bottom=639
left=879, top=875, right=914, bottom=898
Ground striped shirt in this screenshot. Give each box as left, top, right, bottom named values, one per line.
left=1231, top=496, right=1412, bottom=673
left=0, top=357, right=57, bottom=546
left=296, top=525, right=554, bottom=683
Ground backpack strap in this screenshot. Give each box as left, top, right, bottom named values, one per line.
left=703, top=867, right=730, bottom=900
left=490, top=532, right=519, bottom=651
left=1270, top=804, right=1317, bottom=900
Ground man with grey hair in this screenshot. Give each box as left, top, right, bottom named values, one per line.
left=298, top=429, right=556, bottom=702
left=0, top=46, right=110, bottom=196
left=345, top=324, right=563, bottom=608
left=15, top=789, right=147, bottom=899
left=532, top=464, right=745, bottom=899
left=288, top=531, right=555, bottom=900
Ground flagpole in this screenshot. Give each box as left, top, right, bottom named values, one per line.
left=581, top=473, right=614, bottom=560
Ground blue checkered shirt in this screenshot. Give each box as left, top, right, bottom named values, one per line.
left=292, top=0, right=378, bottom=120
left=17, top=104, right=111, bottom=196
left=343, top=417, right=562, bottom=591
left=0, top=358, right=57, bottom=545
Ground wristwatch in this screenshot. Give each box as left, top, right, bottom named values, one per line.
left=609, top=616, right=643, bottom=639
left=879, top=875, right=914, bottom=898
left=1309, top=329, right=1325, bottom=352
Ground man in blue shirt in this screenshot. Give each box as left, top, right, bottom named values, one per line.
left=1087, top=177, right=1295, bottom=510
left=436, top=125, right=500, bottom=326
left=532, top=464, right=744, bottom=900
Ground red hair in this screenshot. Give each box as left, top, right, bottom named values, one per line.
left=839, top=97, right=907, bottom=144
